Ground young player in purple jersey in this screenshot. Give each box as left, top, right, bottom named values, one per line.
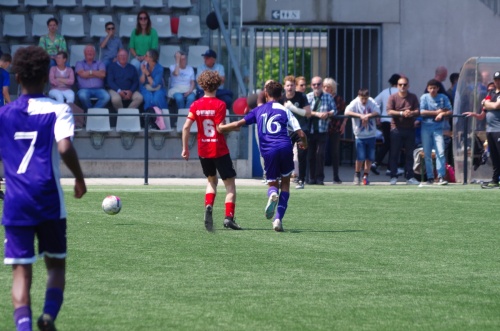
left=220, top=81, right=307, bottom=232
left=0, top=46, right=86, bottom=331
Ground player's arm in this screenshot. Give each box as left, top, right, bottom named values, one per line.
left=2, top=86, right=10, bottom=104
left=58, top=137, right=86, bottom=198
left=218, top=118, right=246, bottom=133
left=295, top=129, right=308, bottom=150
left=181, top=118, right=195, bottom=160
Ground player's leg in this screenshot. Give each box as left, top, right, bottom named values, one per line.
left=12, top=264, right=33, bottom=331
left=37, top=220, right=67, bottom=331
left=5, top=226, right=36, bottom=331
left=199, top=157, right=219, bottom=231
left=273, top=148, right=294, bottom=232
left=263, top=153, right=280, bottom=220
left=217, top=154, right=241, bottom=230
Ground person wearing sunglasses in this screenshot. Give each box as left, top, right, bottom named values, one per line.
left=386, top=76, right=420, bottom=185
left=99, top=21, right=123, bottom=69
left=129, top=11, right=159, bottom=75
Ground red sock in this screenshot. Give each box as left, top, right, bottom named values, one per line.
left=225, top=202, right=235, bottom=218
left=205, top=193, right=216, bottom=207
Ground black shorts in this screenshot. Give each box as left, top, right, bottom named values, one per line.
left=199, top=153, right=236, bottom=180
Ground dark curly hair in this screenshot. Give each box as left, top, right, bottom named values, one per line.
left=12, top=46, right=50, bottom=88
left=197, top=70, right=222, bottom=93
left=265, top=81, right=283, bottom=99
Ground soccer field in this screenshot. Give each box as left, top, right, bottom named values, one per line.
left=1, top=184, right=499, bottom=330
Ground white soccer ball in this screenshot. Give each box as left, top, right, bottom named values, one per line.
left=102, top=195, right=122, bottom=215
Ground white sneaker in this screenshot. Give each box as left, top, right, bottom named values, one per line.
left=397, top=168, right=405, bottom=176
left=406, top=178, right=420, bottom=185
left=390, top=177, right=397, bottom=185
left=437, top=177, right=448, bottom=185
left=272, top=219, right=283, bottom=232
left=419, top=180, right=434, bottom=187
left=265, top=192, right=279, bottom=219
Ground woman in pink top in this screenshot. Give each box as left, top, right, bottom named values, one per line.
left=48, top=51, right=75, bottom=103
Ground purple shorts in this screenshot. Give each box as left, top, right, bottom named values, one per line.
left=4, top=219, right=67, bottom=265
left=263, top=147, right=294, bottom=182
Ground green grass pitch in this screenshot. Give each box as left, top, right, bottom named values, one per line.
left=1, top=184, right=499, bottom=330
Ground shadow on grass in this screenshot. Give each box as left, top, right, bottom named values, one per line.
left=238, top=228, right=365, bottom=233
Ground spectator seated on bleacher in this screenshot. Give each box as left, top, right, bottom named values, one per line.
left=129, top=11, right=159, bottom=75
left=48, top=51, right=75, bottom=104
left=139, top=49, right=167, bottom=111
left=195, top=49, right=233, bottom=110
left=168, top=50, right=195, bottom=110
left=75, top=45, right=110, bottom=111
left=100, top=21, right=123, bottom=69
left=38, top=17, right=67, bottom=68
left=107, top=49, right=143, bottom=114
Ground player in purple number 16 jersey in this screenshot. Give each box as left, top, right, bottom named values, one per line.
left=219, top=81, right=307, bottom=232
left=0, top=46, right=86, bottom=331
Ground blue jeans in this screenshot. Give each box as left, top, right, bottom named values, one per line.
left=140, top=87, right=167, bottom=110
left=173, top=92, right=195, bottom=109
left=421, top=121, right=446, bottom=179
left=355, top=137, right=376, bottom=162
left=77, top=88, right=110, bottom=110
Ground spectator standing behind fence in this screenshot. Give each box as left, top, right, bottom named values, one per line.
left=38, top=18, right=67, bottom=68
left=139, top=49, right=167, bottom=111
left=387, top=76, right=420, bottom=185
left=419, top=79, right=452, bottom=185
left=48, top=51, right=74, bottom=104
left=100, top=21, right=123, bottom=69
left=464, top=71, right=500, bottom=189
left=107, top=49, right=143, bottom=115
left=345, top=89, right=380, bottom=185
left=129, top=11, right=158, bottom=75
left=0, top=53, right=12, bottom=105
left=372, top=73, right=400, bottom=176
left=168, top=51, right=195, bottom=110
left=323, top=77, right=346, bottom=184
left=280, top=75, right=311, bottom=189
left=196, top=49, right=233, bottom=110
left=75, top=45, right=110, bottom=111
left=306, top=76, right=337, bottom=185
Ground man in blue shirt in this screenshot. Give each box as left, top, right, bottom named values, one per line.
left=99, top=21, right=123, bottom=69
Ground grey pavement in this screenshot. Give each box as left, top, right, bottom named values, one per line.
left=61, top=164, right=400, bottom=186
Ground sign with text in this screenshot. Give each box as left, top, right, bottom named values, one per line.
left=271, top=10, right=301, bottom=20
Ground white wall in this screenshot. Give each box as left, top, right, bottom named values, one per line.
left=242, top=0, right=500, bottom=95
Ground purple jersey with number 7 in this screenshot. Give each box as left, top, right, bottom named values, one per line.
left=0, top=94, right=75, bottom=226
left=244, top=101, right=301, bottom=156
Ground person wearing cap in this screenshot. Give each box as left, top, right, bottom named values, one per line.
left=196, top=49, right=234, bottom=110
left=371, top=73, right=401, bottom=175
left=464, top=70, right=500, bottom=188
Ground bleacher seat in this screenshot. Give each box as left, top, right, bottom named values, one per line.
left=53, top=0, right=77, bottom=7
left=149, top=108, right=173, bottom=150
left=187, top=45, right=209, bottom=69
left=25, top=0, right=48, bottom=7
left=86, top=108, right=111, bottom=149
left=32, top=14, right=53, bottom=38
left=0, top=0, right=18, bottom=7
left=168, top=0, right=192, bottom=9
left=69, top=44, right=87, bottom=67
left=177, top=15, right=202, bottom=39
left=176, top=108, right=197, bottom=133
left=90, top=15, right=113, bottom=38
left=119, top=15, right=137, bottom=38
left=151, top=15, right=173, bottom=39
left=110, top=0, right=134, bottom=8
left=10, top=44, right=30, bottom=57
left=116, top=108, right=141, bottom=150
left=140, top=0, right=163, bottom=8
left=61, top=14, right=85, bottom=38
left=159, top=45, right=180, bottom=69
left=3, top=14, right=26, bottom=38
left=82, top=0, right=106, bottom=8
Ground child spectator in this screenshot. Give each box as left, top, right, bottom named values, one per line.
left=0, top=53, right=12, bottom=105
left=345, top=89, right=380, bottom=185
